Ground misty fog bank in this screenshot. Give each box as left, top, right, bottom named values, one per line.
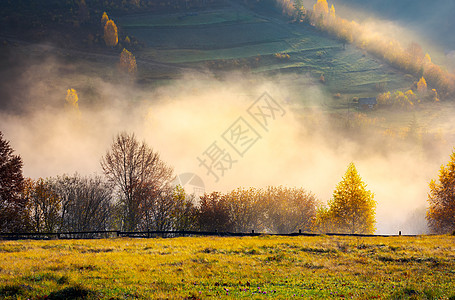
left=1, top=50, right=455, bottom=235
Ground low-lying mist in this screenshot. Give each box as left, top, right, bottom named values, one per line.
left=1, top=51, right=454, bottom=235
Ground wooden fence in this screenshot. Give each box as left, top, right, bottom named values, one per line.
left=0, top=230, right=408, bottom=240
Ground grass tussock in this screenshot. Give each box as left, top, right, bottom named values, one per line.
left=0, top=235, right=454, bottom=299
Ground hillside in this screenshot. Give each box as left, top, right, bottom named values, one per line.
left=0, top=0, right=415, bottom=101
left=329, top=0, right=455, bottom=51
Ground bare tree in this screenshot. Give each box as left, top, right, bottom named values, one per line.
left=24, top=178, right=61, bottom=233
left=263, top=186, right=318, bottom=234
left=140, top=186, right=172, bottom=231
left=141, top=185, right=197, bottom=232
left=101, top=132, right=174, bottom=231
left=51, top=174, right=113, bottom=232
left=225, top=187, right=263, bottom=233
left=171, top=186, right=197, bottom=231
left=197, top=192, right=232, bottom=232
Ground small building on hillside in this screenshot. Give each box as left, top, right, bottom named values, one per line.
left=355, top=97, right=377, bottom=110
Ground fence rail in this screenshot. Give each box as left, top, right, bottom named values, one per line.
left=0, top=230, right=412, bottom=240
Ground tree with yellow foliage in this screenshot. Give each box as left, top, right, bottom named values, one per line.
left=417, top=77, right=428, bottom=94
left=327, top=163, right=376, bottom=234
left=313, top=205, right=334, bottom=233
left=329, top=4, right=336, bottom=19
left=104, top=19, right=118, bottom=47
left=376, top=91, right=391, bottom=107
left=119, top=48, right=137, bottom=75
left=65, top=88, right=79, bottom=111
left=431, top=88, right=439, bottom=102
left=427, top=149, right=455, bottom=233
left=101, top=12, right=109, bottom=27
left=424, top=53, right=431, bottom=65
left=313, top=0, right=329, bottom=17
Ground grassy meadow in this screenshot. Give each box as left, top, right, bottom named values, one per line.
left=1, top=235, right=454, bottom=299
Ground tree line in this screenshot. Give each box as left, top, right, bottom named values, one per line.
left=1, top=131, right=454, bottom=235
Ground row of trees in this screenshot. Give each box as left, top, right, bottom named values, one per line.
left=376, top=77, right=439, bottom=110
left=198, top=186, right=318, bottom=233
left=1, top=131, right=454, bottom=234
left=101, top=12, right=138, bottom=75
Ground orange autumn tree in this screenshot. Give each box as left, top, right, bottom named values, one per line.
left=427, top=149, right=455, bottom=234
left=119, top=48, right=137, bottom=74
left=104, top=19, right=118, bottom=47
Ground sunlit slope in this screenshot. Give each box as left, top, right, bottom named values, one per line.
left=118, top=7, right=413, bottom=96
left=330, top=0, right=455, bottom=50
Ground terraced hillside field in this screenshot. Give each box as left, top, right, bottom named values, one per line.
left=117, top=4, right=413, bottom=98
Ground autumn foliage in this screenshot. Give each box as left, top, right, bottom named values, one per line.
left=101, top=132, right=174, bottom=232
left=101, top=11, right=109, bottom=27
left=197, top=186, right=318, bottom=234
left=0, top=128, right=381, bottom=235
left=104, top=19, right=118, bottom=47
left=427, top=150, right=455, bottom=234
left=313, top=0, right=328, bottom=17
left=119, top=48, right=137, bottom=74
left=315, top=163, right=376, bottom=234
left=280, top=0, right=455, bottom=98
left=65, top=88, right=79, bottom=111
left=417, top=77, right=428, bottom=94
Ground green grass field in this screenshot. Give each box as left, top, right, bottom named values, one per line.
left=1, top=235, right=454, bottom=299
